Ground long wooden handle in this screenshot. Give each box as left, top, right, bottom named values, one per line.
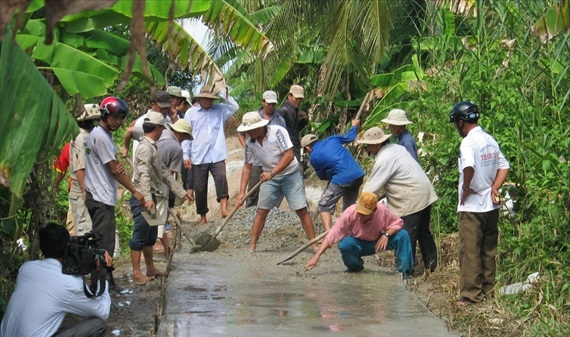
left=277, top=230, right=329, bottom=265
left=210, top=180, right=263, bottom=239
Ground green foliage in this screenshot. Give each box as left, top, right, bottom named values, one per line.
left=375, top=0, right=570, bottom=334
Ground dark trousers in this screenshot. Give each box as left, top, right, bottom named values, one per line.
left=401, top=205, right=437, bottom=271
left=85, top=193, right=116, bottom=258
left=458, top=209, right=499, bottom=303
left=181, top=165, right=193, bottom=190
left=193, top=161, right=229, bottom=215
left=54, top=317, right=106, bottom=337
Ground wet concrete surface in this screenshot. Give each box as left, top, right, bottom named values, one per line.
left=157, top=253, right=456, bottom=337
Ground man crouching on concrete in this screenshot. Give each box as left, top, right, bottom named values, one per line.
left=306, top=192, right=413, bottom=280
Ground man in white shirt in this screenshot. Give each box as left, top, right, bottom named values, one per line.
left=237, top=90, right=286, bottom=207
left=182, top=85, right=239, bottom=224
left=235, top=111, right=317, bottom=253
left=1, top=222, right=112, bottom=337
left=449, top=101, right=510, bottom=306
left=358, top=127, right=439, bottom=273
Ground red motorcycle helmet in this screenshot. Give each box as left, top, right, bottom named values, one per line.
left=99, top=97, right=128, bottom=119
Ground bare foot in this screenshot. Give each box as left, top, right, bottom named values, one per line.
left=248, top=245, right=256, bottom=253
left=146, top=268, right=166, bottom=277
left=199, top=215, right=208, bottom=225
left=311, top=244, right=319, bottom=253
left=221, top=209, right=229, bottom=218
left=132, top=273, right=154, bottom=285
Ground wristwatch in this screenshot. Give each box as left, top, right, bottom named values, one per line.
left=383, top=232, right=390, bottom=238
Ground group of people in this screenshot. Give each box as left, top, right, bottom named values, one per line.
left=1, top=84, right=509, bottom=335
left=235, top=97, right=509, bottom=309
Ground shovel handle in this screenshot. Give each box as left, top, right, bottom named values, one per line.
left=211, top=180, right=263, bottom=238
left=277, top=230, right=330, bottom=265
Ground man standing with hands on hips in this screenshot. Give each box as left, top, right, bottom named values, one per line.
left=449, top=101, right=509, bottom=306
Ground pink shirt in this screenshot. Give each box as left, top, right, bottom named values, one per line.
left=325, top=203, right=404, bottom=247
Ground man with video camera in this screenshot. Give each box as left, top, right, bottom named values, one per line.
left=1, top=222, right=112, bottom=337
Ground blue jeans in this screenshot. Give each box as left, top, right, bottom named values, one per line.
left=129, top=195, right=158, bottom=251
left=338, top=230, right=413, bottom=274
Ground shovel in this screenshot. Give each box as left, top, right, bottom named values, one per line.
left=276, top=230, right=329, bottom=265
left=190, top=180, right=263, bottom=253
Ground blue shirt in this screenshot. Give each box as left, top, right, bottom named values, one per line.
left=309, top=126, right=365, bottom=185
left=396, top=129, right=418, bottom=162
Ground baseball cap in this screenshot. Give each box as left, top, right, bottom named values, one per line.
left=262, top=90, right=278, bottom=104
left=166, top=86, right=183, bottom=98
left=289, top=85, right=304, bottom=99
left=301, top=134, right=318, bottom=148
left=143, top=111, right=165, bottom=126
left=154, top=91, right=171, bottom=108
left=355, top=192, right=378, bottom=215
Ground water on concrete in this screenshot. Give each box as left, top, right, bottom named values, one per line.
left=158, top=255, right=456, bottom=337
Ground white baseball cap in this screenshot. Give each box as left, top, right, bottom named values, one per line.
left=262, top=91, right=278, bottom=104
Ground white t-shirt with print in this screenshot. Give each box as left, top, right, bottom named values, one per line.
left=457, top=126, right=509, bottom=212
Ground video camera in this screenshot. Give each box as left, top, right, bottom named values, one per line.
left=62, top=231, right=107, bottom=276
left=62, top=231, right=108, bottom=298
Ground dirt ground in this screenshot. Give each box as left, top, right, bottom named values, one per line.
left=100, top=132, right=473, bottom=337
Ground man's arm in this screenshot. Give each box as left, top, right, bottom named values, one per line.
left=260, top=148, right=294, bottom=182
left=306, top=237, right=331, bottom=271
left=237, top=132, right=246, bottom=148
left=339, top=121, right=359, bottom=144
left=460, top=166, right=475, bottom=205
left=106, top=160, right=144, bottom=205
left=120, top=120, right=138, bottom=158
left=75, top=169, right=88, bottom=200
left=491, top=168, right=510, bottom=204
left=220, top=91, right=239, bottom=119
left=235, top=163, right=253, bottom=207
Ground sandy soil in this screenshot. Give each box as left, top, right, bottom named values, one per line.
left=100, top=128, right=464, bottom=337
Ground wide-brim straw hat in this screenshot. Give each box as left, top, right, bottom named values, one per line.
left=194, top=85, right=219, bottom=99
left=381, top=108, right=413, bottom=125
left=237, top=111, right=269, bottom=132
left=356, top=127, right=391, bottom=145
left=77, top=103, right=101, bottom=121
left=167, top=119, right=193, bottom=140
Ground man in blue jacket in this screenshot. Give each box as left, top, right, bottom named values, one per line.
left=301, top=119, right=365, bottom=231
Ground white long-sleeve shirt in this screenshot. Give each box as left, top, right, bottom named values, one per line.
left=182, top=93, right=239, bottom=164
left=1, top=258, right=111, bottom=337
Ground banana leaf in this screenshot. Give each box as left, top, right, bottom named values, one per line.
left=0, top=31, right=78, bottom=197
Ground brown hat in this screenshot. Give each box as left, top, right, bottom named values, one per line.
left=194, top=85, right=219, bottom=99
left=355, top=192, right=378, bottom=215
